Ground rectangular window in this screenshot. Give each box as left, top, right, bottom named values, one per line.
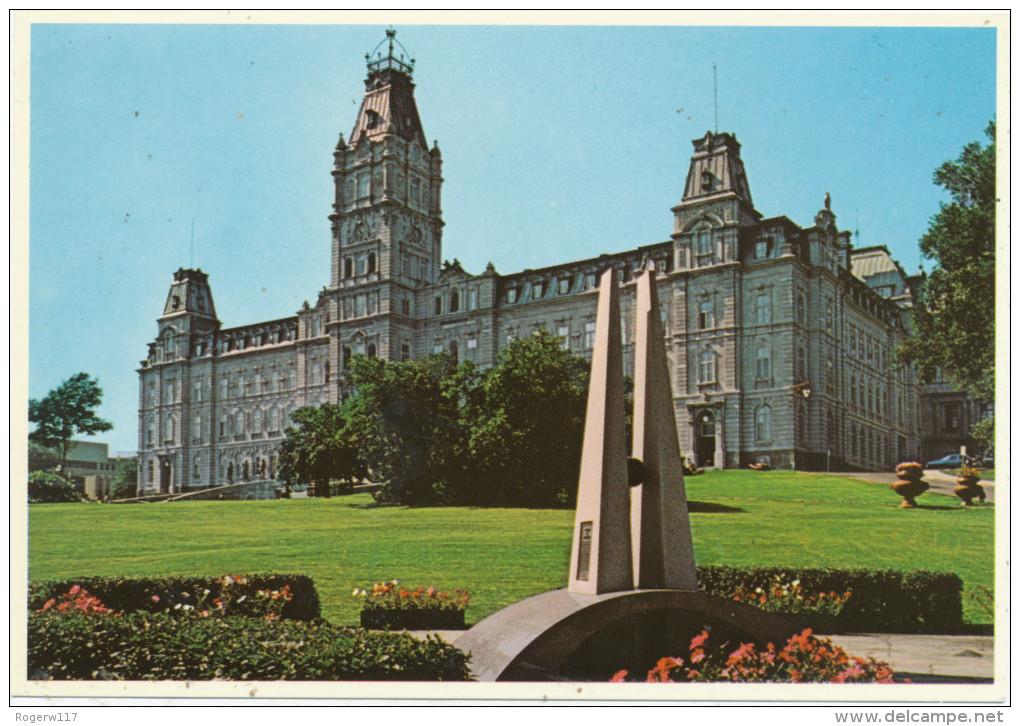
left=756, top=347, right=771, bottom=380
left=506, top=288, right=517, bottom=304
left=796, top=292, right=806, bottom=325
left=410, top=177, right=420, bottom=204
left=584, top=321, right=596, bottom=350
left=467, top=336, right=477, bottom=349
left=558, top=277, right=571, bottom=294
left=755, top=292, right=771, bottom=325
left=698, top=300, right=714, bottom=329
left=357, top=172, right=370, bottom=198
left=468, top=288, right=479, bottom=310
left=699, top=351, right=716, bottom=384
left=402, top=299, right=410, bottom=316
left=434, top=296, right=442, bottom=315
left=755, top=238, right=768, bottom=259
left=696, top=229, right=712, bottom=256
left=357, top=295, right=367, bottom=317
left=558, top=325, right=570, bottom=349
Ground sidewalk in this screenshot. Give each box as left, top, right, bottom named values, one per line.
left=409, top=630, right=995, bottom=682
left=831, top=469, right=995, bottom=504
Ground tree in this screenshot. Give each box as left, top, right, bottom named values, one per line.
left=466, top=330, right=589, bottom=507
left=28, top=471, right=85, bottom=503
left=898, top=122, right=996, bottom=404
left=345, top=354, right=475, bottom=505
left=277, top=403, right=366, bottom=498
left=111, top=457, right=139, bottom=499
left=28, top=441, right=60, bottom=473
left=29, top=373, right=114, bottom=473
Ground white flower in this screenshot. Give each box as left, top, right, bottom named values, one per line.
left=224, top=576, right=234, bottom=585
left=755, top=587, right=763, bottom=594
left=174, top=603, right=182, bottom=610
left=238, top=595, right=246, bottom=602
left=203, top=589, right=210, bottom=595
left=791, top=579, right=800, bottom=587
left=183, top=604, right=193, bottom=611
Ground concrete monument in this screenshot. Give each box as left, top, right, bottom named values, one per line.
left=456, top=265, right=798, bottom=681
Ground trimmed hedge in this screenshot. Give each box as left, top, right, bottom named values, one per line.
left=28, top=611, right=472, bottom=681
left=29, top=574, right=321, bottom=622
left=697, top=566, right=963, bottom=634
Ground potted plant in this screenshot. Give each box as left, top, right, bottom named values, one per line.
left=953, top=465, right=986, bottom=506
left=890, top=462, right=928, bottom=508
left=354, top=580, right=471, bottom=630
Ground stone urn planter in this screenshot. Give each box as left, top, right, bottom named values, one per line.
left=360, top=608, right=466, bottom=630
left=891, top=462, right=929, bottom=508
left=953, top=470, right=986, bottom=506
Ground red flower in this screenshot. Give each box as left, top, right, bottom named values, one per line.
left=610, top=670, right=629, bottom=682
left=689, top=629, right=710, bottom=650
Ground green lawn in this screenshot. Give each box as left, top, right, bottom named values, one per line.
left=27, top=471, right=996, bottom=626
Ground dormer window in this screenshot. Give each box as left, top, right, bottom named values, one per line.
left=506, top=287, right=517, bottom=304
left=365, top=109, right=381, bottom=129
left=755, top=237, right=770, bottom=259
left=701, top=170, right=717, bottom=192
left=171, top=295, right=181, bottom=310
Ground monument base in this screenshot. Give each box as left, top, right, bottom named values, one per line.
left=456, top=588, right=801, bottom=682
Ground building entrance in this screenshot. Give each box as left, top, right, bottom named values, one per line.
left=695, top=410, right=716, bottom=468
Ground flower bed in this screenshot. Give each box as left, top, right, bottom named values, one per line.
left=29, top=574, right=320, bottom=621
left=697, top=566, right=963, bottom=634
left=610, top=628, right=896, bottom=683
left=353, top=580, right=470, bottom=630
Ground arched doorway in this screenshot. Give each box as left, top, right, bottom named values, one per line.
left=159, top=456, right=173, bottom=494
left=694, top=410, right=716, bottom=468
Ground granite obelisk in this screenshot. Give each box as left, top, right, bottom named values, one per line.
left=567, top=268, right=633, bottom=594
left=630, top=265, right=698, bottom=590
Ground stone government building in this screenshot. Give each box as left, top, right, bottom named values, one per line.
left=137, top=31, right=922, bottom=495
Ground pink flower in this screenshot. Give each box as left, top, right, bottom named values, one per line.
left=610, top=670, right=629, bottom=682
left=151, top=595, right=160, bottom=602
left=690, top=629, right=710, bottom=649
left=69, top=585, right=81, bottom=596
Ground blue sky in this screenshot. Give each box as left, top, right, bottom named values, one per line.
left=26, top=21, right=997, bottom=454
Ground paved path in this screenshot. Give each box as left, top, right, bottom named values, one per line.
left=829, top=470, right=995, bottom=504
left=404, top=630, right=994, bottom=682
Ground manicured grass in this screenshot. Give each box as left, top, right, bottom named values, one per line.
left=979, top=469, right=995, bottom=480
left=28, top=471, right=995, bottom=626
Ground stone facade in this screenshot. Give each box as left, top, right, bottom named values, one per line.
left=137, top=34, right=922, bottom=494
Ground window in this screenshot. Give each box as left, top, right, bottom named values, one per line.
left=825, top=298, right=834, bottom=332
left=357, top=295, right=367, bottom=317
left=368, top=292, right=377, bottom=315
left=450, top=290, right=460, bottom=312
left=433, top=342, right=443, bottom=354
left=559, top=277, right=571, bottom=294
left=532, top=282, right=545, bottom=300
left=193, top=381, right=202, bottom=402
left=401, top=343, right=411, bottom=362
left=367, top=343, right=377, bottom=359
left=755, top=292, right=772, bottom=325
left=236, top=412, right=245, bottom=436
left=827, top=354, right=835, bottom=394
left=699, top=350, right=716, bottom=384
left=344, top=258, right=353, bottom=278
left=435, top=296, right=442, bottom=315
left=850, top=376, right=857, bottom=410
left=695, top=228, right=712, bottom=256
left=506, top=287, right=517, bottom=304
left=756, top=344, right=771, bottom=380
left=148, top=460, right=155, bottom=484
left=796, top=347, right=807, bottom=382
left=146, top=422, right=154, bottom=447
left=467, top=337, right=477, bottom=350
left=584, top=321, right=596, bottom=350
left=268, top=408, right=279, bottom=432
left=357, top=172, right=370, bottom=198
left=367, top=252, right=377, bottom=274
left=584, top=273, right=597, bottom=290
left=849, top=327, right=857, bottom=357
left=410, top=177, right=420, bottom=204
left=755, top=404, right=772, bottom=442
left=165, top=416, right=174, bottom=444
left=468, top=288, right=479, bottom=310
left=193, top=456, right=201, bottom=481
left=558, top=325, right=570, bottom=349
left=193, top=415, right=202, bottom=443
left=699, top=299, right=714, bottom=329
left=449, top=340, right=459, bottom=363
left=796, top=292, right=806, bottom=325
left=251, top=409, right=262, bottom=434
left=755, top=237, right=769, bottom=259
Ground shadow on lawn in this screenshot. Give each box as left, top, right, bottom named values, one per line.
left=687, top=501, right=745, bottom=514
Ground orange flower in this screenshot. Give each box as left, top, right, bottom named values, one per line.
left=610, top=670, right=629, bottom=682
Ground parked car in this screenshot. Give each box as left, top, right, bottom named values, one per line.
left=925, top=453, right=969, bottom=470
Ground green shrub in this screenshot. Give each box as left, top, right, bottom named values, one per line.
left=29, top=574, right=321, bottom=622
left=28, top=610, right=472, bottom=681
left=28, top=471, right=85, bottom=503
left=697, top=566, right=963, bottom=634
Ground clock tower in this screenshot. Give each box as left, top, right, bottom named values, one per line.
left=327, top=29, right=444, bottom=365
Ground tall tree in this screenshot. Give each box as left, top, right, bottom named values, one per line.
left=899, top=122, right=996, bottom=404
left=466, top=330, right=589, bottom=507
left=277, top=403, right=365, bottom=498
left=28, top=373, right=113, bottom=473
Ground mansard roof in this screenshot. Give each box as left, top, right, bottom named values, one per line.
left=349, top=34, right=427, bottom=149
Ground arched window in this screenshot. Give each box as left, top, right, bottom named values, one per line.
left=754, top=404, right=772, bottom=443
left=756, top=344, right=771, bottom=380
left=367, top=252, right=377, bottom=274
left=450, top=290, right=460, bottom=312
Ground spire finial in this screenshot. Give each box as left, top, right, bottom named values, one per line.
left=367, top=27, right=415, bottom=76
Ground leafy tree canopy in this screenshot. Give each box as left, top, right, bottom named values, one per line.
left=899, top=122, right=996, bottom=403
left=28, top=373, right=113, bottom=471
left=277, top=403, right=366, bottom=497
left=28, top=441, right=60, bottom=472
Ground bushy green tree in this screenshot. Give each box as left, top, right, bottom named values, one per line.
left=465, top=330, right=589, bottom=507
left=346, top=354, right=476, bottom=505
left=28, top=471, right=85, bottom=503
left=899, top=122, right=996, bottom=404
left=28, top=441, right=60, bottom=473
left=29, top=373, right=113, bottom=473
left=277, top=403, right=366, bottom=498
left=110, top=457, right=139, bottom=500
